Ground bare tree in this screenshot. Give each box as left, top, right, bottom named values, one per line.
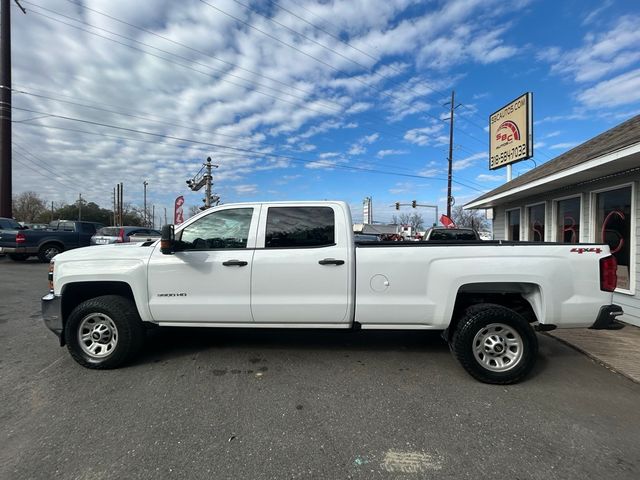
left=451, top=205, right=489, bottom=230
left=187, top=205, right=200, bottom=218
left=12, top=191, right=46, bottom=222
left=392, top=212, right=425, bottom=231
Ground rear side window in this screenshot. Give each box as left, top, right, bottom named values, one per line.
left=80, top=223, right=96, bottom=234
left=0, top=219, right=18, bottom=229
left=265, top=207, right=335, bottom=248
left=97, top=227, right=119, bottom=236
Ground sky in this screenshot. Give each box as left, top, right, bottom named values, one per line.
left=8, top=0, right=640, bottom=226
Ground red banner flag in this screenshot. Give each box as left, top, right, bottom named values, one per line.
left=174, top=196, right=185, bottom=225
left=440, top=214, right=456, bottom=228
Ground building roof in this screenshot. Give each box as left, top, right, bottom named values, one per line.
left=466, top=114, right=640, bottom=208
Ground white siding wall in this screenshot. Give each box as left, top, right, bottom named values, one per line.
left=490, top=172, right=640, bottom=326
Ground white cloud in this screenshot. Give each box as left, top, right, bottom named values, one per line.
left=577, top=68, right=640, bottom=108
left=543, top=16, right=640, bottom=83
left=549, top=142, right=578, bottom=150
left=453, top=152, right=485, bottom=171
left=377, top=149, right=408, bottom=158
left=347, top=132, right=380, bottom=155
left=476, top=173, right=503, bottom=182
left=404, top=124, right=445, bottom=146
left=233, top=184, right=258, bottom=195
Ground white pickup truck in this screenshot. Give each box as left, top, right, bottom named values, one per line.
left=42, top=201, right=623, bottom=384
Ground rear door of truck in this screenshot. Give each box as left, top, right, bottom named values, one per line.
left=250, top=203, right=354, bottom=326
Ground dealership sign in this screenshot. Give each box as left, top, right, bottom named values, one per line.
left=489, top=92, right=533, bottom=170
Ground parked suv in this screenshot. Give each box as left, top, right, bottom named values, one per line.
left=91, top=226, right=161, bottom=245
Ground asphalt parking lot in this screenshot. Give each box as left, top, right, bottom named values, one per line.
left=1, top=256, right=639, bottom=480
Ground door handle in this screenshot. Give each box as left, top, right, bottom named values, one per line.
left=318, top=258, right=345, bottom=266
left=222, top=260, right=248, bottom=267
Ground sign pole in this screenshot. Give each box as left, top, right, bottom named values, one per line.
left=507, top=164, right=512, bottom=182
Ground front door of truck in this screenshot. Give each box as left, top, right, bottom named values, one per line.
left=250, top=205, right=351, bottom=325
left=148, top=206, right=259, bottom=323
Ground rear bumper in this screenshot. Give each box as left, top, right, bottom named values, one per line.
left=0, top=246, right=38, bottom=254
left=590, top=304, right=625, bottom=330
left=42, top=292, right=65, bottom=345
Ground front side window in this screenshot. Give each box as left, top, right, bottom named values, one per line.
left=556, top=197, right=580, bottom=243
left=506, top=209, right=520, bottom=241
left=527, top=204, right=545, bottom=241
left=596, top=186, right=632, bottom=290
left=265, top=207, right=334, bottom=248
left=179, top=208, right=253, bottom=250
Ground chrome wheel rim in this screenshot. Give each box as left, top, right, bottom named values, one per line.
left=44, top=247, right=60, bottom=260
left=78, top=313, right=118, bottom=358
left=472, top=323, right=523, bottom=372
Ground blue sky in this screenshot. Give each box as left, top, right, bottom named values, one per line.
left=10, top=0, right=640, bottom=225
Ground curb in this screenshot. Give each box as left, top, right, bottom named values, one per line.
left=543, top=332, right=640, bottom=385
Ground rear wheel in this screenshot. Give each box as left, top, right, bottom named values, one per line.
left=8, top=253, right=29, bottom=261
left=451, top=304, right=538, bottom=384
left=65, top=295, right=144, bottom=369
left=38, top=243, right=63, bottom=263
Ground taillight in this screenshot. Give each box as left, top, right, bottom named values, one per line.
left=16, top=232, right=26, bottom=243
left=48, top=262, right=54, bottom=291
left=600, top=256, right=617, bottom=292
left=117, top=228, right=125, bottom=243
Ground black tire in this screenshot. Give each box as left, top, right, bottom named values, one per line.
left=65, top=295, right=144, bottom=369
left=8, top=253, right=29, bottom=261
left=38, top=243, right=63, bottom=263
left=451, top=304, right=538, bottom=384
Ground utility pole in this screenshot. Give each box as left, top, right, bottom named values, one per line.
left=112, top=187, right=116, bottom=225
left=164, top=207, right=167, bottom=226
left=0, top=0, right=10, bottom=218
left=0, top=1, right=25, bottom=218
left=143, top=180, right=148, bottom=227
left=204, top=158, right=212, bottom=209
left=50, top=201, right=54, bottom=222
left=445, top=91, right=458, bottom=218
left=78, top=193, right=82, bottom=221
left=151, top=204, right=155, bottom=229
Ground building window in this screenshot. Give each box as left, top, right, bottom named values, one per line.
left=506, top=209, right=520, bottom=241
left=556, top=197, right=580, bottom=243
left=595, top=186, right=632, bottom=291
left=527, top=204, right=545, bottom=241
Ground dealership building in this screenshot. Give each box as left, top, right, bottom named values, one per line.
left=466, top=114, right=640, bottom=327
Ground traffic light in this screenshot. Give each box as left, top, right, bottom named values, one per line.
left=395, top=202, right=400, bottom=210
left=412, top=200, right=417, bottom=208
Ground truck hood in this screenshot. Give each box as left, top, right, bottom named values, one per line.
left=53, top=241, right=158, bottom=263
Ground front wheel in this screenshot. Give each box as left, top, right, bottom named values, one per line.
left=65, top=295, right=144, bottom=369
left=451, top=304, right=538, bottom=384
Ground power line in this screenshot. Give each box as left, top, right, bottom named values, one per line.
left=269, top=0, right=556, bottom=163
left=59, top=0, right=329, bottom=102
left=12, top=107, right=486, bottom=192
left=22, top=5, right=342, bottom=117
left=12, top=147, right=80, bottom=192
left=198, top=0, right=495, bottom=151
left=19, top=4, right=466, bottom=150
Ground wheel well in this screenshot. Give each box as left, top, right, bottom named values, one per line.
left=60, top=282, right=136, bottom=341
left=39, top=241, right=64, bottom=251
left=447, top=283, right=540, bottom=340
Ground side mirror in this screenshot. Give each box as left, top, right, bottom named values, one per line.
left=160, top=224, right=175, bottom=254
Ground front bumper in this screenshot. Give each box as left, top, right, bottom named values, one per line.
left=591, top=304, right=625, bottom=330
left=42, top=292, right=65, bottom=345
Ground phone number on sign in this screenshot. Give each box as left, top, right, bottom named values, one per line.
left=491, top=144, right=527, bottom=166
